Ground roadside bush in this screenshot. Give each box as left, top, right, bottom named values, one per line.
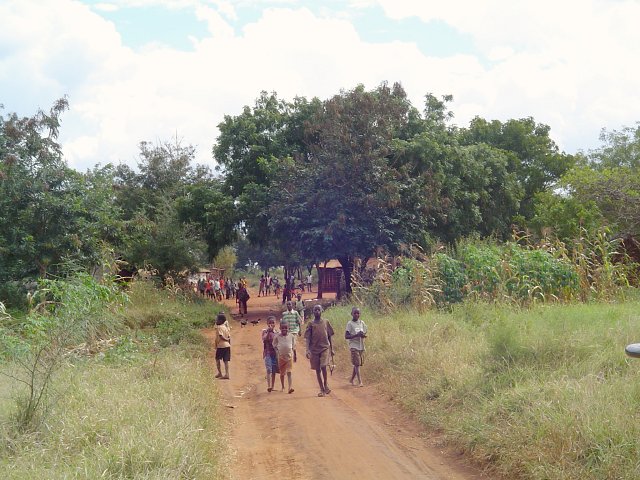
left=357, top=239, right=586, bottom=311
left=504, top=243, right=579, bottom=301
left=456, top=241, right=503, bottom=298
left=570, top=228, right=637, bottom=300
left=432, top=252, right=467, bottom=305
left=1, top=274, right=125, bottom=431
left=0, top=281, right=30, bottom=310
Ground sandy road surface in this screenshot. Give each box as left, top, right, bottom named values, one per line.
left=202, top=289, right=485, bottom=480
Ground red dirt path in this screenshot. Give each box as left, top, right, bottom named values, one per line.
left=202, top=288, right=486, bottom=480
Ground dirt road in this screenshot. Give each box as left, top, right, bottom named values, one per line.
left=202, top=289, right=484, bottom=480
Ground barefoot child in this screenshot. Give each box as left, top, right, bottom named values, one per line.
left=304, top=304, right=334, bottom=397
left=273, top=319, right=296, bottom=393
left=261, top=316, right=279, bottom=392
left=214, top=312, right=231, bottom=379
left=345, top=307, right=367, bottom=386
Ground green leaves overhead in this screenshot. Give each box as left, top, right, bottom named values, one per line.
left=4, top=84, right=631, bottom=293
left=460, top=117, right=576, bottom=219
left=0, top=99, right=118, bottom=280
left=216, top=83, right=580, bottom=280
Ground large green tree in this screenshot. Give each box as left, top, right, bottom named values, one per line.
left=528, top=124, right=640, bottom=239
left=268, top=83, right=434, bottom=292
left=175, top=178, right=237, bottom=260
left=588, top=123, right=640, bottom=169
left=460, top=117, right=575, bottom=220
left=112, top=139, right=233, bottom=275
left=391, top=95, right=522, bottom=243
left=213, top=92, right=321, bottom=247
left=119, top=200, right=207, bottom=275
left=0, top=100, right=118, bottom=282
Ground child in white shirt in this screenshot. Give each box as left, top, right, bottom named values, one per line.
left=345, top=307, right=367, bottom=387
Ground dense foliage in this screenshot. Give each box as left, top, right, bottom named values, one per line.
left=352, top=233, right=633, bottom=311
left=214, top=84, right=587, bottom=291
left=2, top=83, right=639, bottom=305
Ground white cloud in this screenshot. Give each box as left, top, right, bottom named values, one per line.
left=194, top=4, right=235, bottom=38
left=374, top=0, right=640, bottom=151
left=2, top=0, right=640, bottom=172
left=93, top=2, right=119, bottom=12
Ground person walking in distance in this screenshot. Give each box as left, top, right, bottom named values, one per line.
left=304, top=305, right=335, bottom=397
left=265, top=274, right=272, bottom=296
left=282, top=300, right=302, bottom=362
left=273, top=277, right=281, bottom=298
left=306, top=273, right=313, bottom=292
left=345, top=307, right=367, bottom=387
left=295, top=293, right=305, bottom=323
left=237, top=284, right=250, bottom=316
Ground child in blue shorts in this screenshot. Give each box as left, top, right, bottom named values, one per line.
left=261, top=316, right=279, bottom=392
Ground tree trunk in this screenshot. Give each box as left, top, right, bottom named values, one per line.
left=337, top=255, right=353, bottom=295
left=317, top=261, right=326, bottom=299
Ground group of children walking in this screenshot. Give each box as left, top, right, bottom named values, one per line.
left=212, top=300, right=368, bottom=397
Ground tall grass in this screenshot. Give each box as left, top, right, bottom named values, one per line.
left=0, top=350, right=225, bottom=479
left=0, top=279, right=229, bottom=479
left=353, top=231, right=636, bottom=311
left=325, top=299, right=640, bottom=479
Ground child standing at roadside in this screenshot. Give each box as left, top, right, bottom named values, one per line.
left=214, top=312, right=231, bottom=379
left=345, top=307, right=367, bottom=387
left=273, top=319, right=296, bottom=393
left=261, top=316, right=279, bottom=392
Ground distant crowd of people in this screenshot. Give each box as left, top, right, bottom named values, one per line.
left=257, top=273, right=314, bottom=304
left=194, top=277, right=251, bottom=316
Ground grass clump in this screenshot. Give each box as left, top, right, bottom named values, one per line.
left=0, top=278, right=229, bottom=479
left=0, top=350, right=225, bottom=479
left=325, top=300, right=640, bottom=479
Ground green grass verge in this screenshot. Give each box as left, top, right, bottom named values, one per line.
left=325, top=300, right=640, bottom=480
left=0, top=281, right=229, bottom=480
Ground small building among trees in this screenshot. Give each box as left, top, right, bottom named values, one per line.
left=316, top=260, right=343, bottom=294
left=316, top=258, right=382, bottom=298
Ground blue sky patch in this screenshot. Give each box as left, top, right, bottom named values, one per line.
left=84, top=0, right=477, bottom=59
left=88, top=2, right=209, bottom=50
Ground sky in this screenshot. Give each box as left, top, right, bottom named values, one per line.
left=2, top=0, right=640, bottom=171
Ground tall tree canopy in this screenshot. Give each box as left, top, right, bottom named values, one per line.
left=113, top=139, right=235, bottom=273
left=213, top=92, right=321, bottom=246
left=268, top=83, right=439, bottom=291
left=391, top=95, right=522, bottom=243
left=529, top=124, right=640, bottom=240
left=460, top=117, right=575, bottom=221
left=214, top=84, right=575, bottom=290
left=0, top=99, right=118, bottom=280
